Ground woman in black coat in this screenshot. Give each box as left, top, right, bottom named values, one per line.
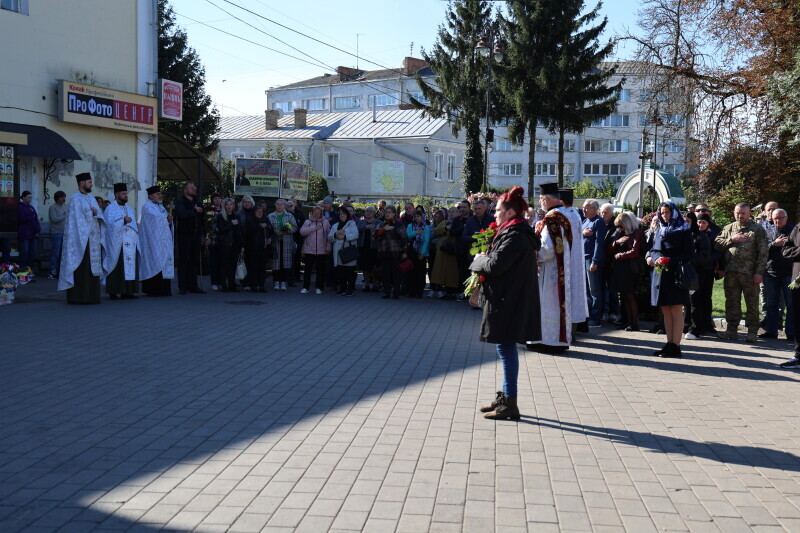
left=215, top=199, right=244, bottom=292
left=646, top=202, right=695, bottom=358
left=248, top=206, right=273, bottom=292
left=683, top=212, right=712, bottom=339
left=470, top=187, right=541, bottom=421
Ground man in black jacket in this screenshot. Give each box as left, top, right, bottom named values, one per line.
left=451, top=200, right=472, bottom=300
left=762, top=209, right=794, bottom=340
left=175, top=182, right=206, bottom=294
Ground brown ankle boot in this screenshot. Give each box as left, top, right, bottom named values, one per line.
left=484, top=397, right=520, bottom=420
left=479, top=391, right=505, bottom=413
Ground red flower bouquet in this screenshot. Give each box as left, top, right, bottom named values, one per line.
left=654, top=256, right=670, bottom=274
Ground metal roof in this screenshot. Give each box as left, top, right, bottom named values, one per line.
left=218, top=109, right=450, bottom=142
left=272, top=67, right=435, bottom=90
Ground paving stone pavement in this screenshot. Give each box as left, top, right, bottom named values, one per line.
left=2, top=278, right=800, bottom=532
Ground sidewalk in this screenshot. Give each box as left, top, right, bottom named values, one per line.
left=1, top=285, right=800, bottom=531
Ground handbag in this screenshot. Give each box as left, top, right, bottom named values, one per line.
left=338, top=241, right=360, bottom=264
left=468, top=285, right=481, bottom=307
left=398, top=258, right=414, bottom=273
left=675, top=262, right=699, bottom=292
left=235, top=252, right=247, bottom=281
left=439, top=239, right=456, bottom=255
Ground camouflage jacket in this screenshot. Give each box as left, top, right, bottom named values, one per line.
left=714, top=220, right=768, bottom=275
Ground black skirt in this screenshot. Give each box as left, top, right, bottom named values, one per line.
left=657, top=267, right=690, bottom=306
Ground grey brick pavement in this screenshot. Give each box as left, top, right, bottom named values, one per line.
left=2, top=279, right=800, bottom=531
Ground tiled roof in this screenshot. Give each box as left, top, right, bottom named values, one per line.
left=218, top=109, right=450, bottom=141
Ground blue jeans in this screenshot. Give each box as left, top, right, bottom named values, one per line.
left=765, top=275, right=794, bottom=336
left=18, top=238, right=36, bottom=269
left=496, top=343, right=519, bottom=398
left=50, top=233, right=63, bottom=276
left=585, top=259, right=604, bottom=322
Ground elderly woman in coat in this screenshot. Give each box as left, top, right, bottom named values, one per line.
left=470, top=187, right=541, bottom=421
left=267, top=198, right=297, bottom=291
left=329, top=206, right=359, bottom=295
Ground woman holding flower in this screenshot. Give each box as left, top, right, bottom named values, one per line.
left=267, top=198, right=297, bottom=291
left=610, top=211, right=644, bottom=331
left=405, top=211, right=431, bottom=298
left=646, top=202, right=694, bottom=358
left=329, top=206, right=359, bottom=295
left=469, top=187, right=540, bottom=421
left=374, top=205, right=408, bottom=299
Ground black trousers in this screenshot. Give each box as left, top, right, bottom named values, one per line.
left=176, top=234, right=200, bottom=291
left=408, top=255, right=427, bottom=297
left=382, top=255, right=401, bottom=296
left=336, top=265, right=356, bottom=293
left=304, top=254, right=327, bottom=290
left=793, top=288, right=800, bottom=355
left=252, top=250, right=268, bottom=290
left=687, top=269, right=715, bottom=332
left=219, top=245, right=238, bottom=290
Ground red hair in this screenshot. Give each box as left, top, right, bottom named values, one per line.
left=498, top=186, right=528, bottom=217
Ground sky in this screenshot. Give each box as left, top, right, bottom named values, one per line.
left=168, top=0, right=642, bottom=117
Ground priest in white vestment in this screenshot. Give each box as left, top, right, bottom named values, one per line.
left=103, top=182, right=140, bottom=299
left=527, top=183, right=573, bottom=353
left=138, top=185, right=174, bottom=296
left=58, top=172, right=106, bottom=304
left=558, top=188, right=588, bottom=331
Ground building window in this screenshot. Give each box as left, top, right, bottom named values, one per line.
left=638, top=114, right=686, bottom=128
left=584, top=163, right=627, bottom=176
left=326, top=153, right=339, bottom=179
left=447, top=155, right=457, bottom=182
left=497, top=163, right=523, bottom=177
left=591, top=115, right=630, bottom=127
left=334, top=96, right=361, bottom=110
left=1, top=0, right=28, bottom=14
left=535, top=164, right=574, bottom=177
left=535, top=139, right=575, bottom=152
left=585, top=139, right=629, bottom=152
left=495, top=138, right=521, bottom=152
left=662, top=163, right=684, bottom=175
left=637, top=139, right=685, bottom=153
left=368, top=94, right=399, bottom=107
left=302, top=98, right=327, bottom=111
left=434, top=154, right=444, bottom=180
left=617, top=88, right=632, bottom=102
left=273, top=101, right=294, bottom=113
left=406, top=91, right=430, bottom=105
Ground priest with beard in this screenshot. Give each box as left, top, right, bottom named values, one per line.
left=103, top=182, right=140, bottom=299
left=138, top=185, right=174, bottom=296
left=527, top=183, right=573, bottom=353
left=58, top=172, right=106, bottom=304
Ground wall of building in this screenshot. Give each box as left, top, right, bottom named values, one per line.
left=0, top=0, right=155, bottom=228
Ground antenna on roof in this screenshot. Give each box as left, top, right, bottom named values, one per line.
left=410, top=42, right=414, bottom=57
left=356, top=34, right=364, bottom=70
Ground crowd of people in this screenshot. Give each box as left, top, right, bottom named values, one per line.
left=14, top=173, right=800, bottom=381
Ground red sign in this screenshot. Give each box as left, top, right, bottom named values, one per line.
left=159, top=79, right=183, bottom=121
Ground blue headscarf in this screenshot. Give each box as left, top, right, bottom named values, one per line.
left=657, top=201, right=690, bottom=234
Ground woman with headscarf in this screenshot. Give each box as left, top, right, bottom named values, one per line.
left=405, top=211, right=431, bottom=298
left=431, top=208, right=460, bottom=298
left=683, top=211, right=712, bottom=339
left=215, top=198, right=243, bottom=292
left=248, top=206, right=273, bottom=292
left=609, top=211, right=645, bottom=331
left=357, top=206, right=382, bottom=292
left=470, top=187, right=541, bottom=421
left=329, top=206, right=359, bottom=295
left=646, top=202, right=695, bottom=357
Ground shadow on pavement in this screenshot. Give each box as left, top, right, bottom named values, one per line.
left=520, top=416, right=800, bottom=472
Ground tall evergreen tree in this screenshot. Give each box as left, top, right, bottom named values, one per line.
left=158, top=0, right=220, bottom=156
left=543, top=2, right=620, bottom=186
left=497, top=1, right=561, bottom=200
left=412, top=0, right=496, bottom=195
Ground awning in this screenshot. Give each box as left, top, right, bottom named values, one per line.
left=157, top=131, right=222, bottom=183
left=0, top=122, right=82, bottom=160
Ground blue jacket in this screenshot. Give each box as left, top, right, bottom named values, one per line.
left=407, top=223, right=432, bottom=257
left=582, top=215, right=606, bottom=265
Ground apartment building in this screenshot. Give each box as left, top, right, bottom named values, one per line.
left=265, top=59, right=690, bottom=197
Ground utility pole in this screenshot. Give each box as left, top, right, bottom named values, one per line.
left=637, top=130, right=650, bottom=218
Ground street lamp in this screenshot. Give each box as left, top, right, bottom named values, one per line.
left=476, top=23, right=505, bottom=192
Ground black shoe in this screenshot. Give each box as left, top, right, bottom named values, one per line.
left=392, top=294, right=400, bottom=300
left=178, top=289, right=187, bottom=295
left=758, top=332, right=778, bottom=339
left=659, top=342, right=682, bottom=358
left=122, top=294, right=138, bottom=299
left=624, top=325, right=640, bottom=332
left=577, top=322, right=589, bottom=333
left=786, top=335, right=795, bottom=343
left=381, top=294, right=391, bottom=299
left=651, top=343, right=668, bottom=356
left=189, top=288, right=206, bottom=294
left=345, top=291, right=353, bottom=296
left=362, top=287, right=372, bottom=293
left=779, top=357, right=800, bottom=369
left=109, top=294, right=120, bottom=300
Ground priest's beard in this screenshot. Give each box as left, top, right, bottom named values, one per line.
left=117, top=197, right=128, bottom=204
left=81, top=185, right=92, bottom=194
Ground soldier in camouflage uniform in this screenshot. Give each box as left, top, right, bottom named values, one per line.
left=715, top=203, right=769, bottom=342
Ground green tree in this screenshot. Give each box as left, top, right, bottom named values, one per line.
left=158, top=0, right=220, bottom=156
left=541, top=1, right=620, bottom=186
left=412, top=0, right=495, bottom=196
left=307, top=172, right=329, bottom=203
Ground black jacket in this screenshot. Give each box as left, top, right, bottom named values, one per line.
left=175, top=196, right=203, bottom=237
left=690, top=229, right=713, bottom=271
left=783, top=224, right=800, bottom=281
left=215, top=213, right=243, bottom=248
left=470, top=222, right=541, bottom=344
left=769, top=222, right=795, bottom=278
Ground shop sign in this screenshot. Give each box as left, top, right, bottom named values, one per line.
left=159, top=79, right=183, bottom=121
left=58, top=80, right=158, bottom=134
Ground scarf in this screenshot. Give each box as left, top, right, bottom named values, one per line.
left=412, top=220, right=426, bottom=252
left=536, top=210, right=572, bottom=344
left=657, top=201, right=690, bottom=235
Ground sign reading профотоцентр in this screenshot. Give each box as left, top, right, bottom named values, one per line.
left=57, top=80, right=158, bottom=134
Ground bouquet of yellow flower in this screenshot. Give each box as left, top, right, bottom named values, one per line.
left=280, top=222, right=293, bottom=233
left=463, top=222, right=497, bottom=296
